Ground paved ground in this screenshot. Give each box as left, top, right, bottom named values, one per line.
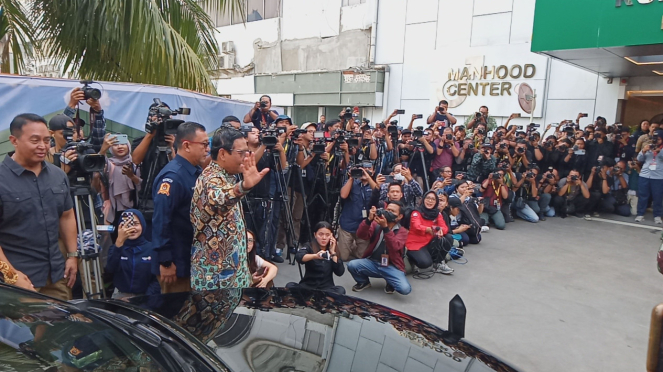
left=273, top=215, right=663, bottom=372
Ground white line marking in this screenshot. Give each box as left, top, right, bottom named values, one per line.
left=588, top=217, right=663, bottom=231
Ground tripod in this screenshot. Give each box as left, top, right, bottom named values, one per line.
left=71, top=184, right=105, bottom=299
left=412, top=145, right=430, bottom=192
left=306, top=156, right=332, bottom=225
left=138, top=140, right=171, bottom=220
left=282, top=164, right=313, bottom=265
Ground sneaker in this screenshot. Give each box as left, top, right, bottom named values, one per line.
left=593, top=212, right=600, bottom=217
left=584, top=214, right=592, bottom=221
left=352, top=282, right=371, bottom=292
left=656, top=217, right=662, bottom=225
left=434, top=262, right=454, bottom=275
left=384, top=283, right=395, bottom=294
left=635, top=215, right=645, bottom=222
left=481, top=226, right=490, bottom=233
left=270, top=255, right=284, bottom=264
left=538, top=213, right=547, bottom=221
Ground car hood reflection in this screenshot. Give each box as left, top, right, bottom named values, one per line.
left=123, top=288, right=518, bottom=372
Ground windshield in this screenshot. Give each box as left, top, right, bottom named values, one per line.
left=0, top=287, right=163, bottom=371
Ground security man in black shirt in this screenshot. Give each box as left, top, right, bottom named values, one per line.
left=151, top=122, right=208, bottom=293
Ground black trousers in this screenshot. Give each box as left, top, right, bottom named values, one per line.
left=553, top=195, right=590, bottom=217
left=407, top=237, right=452, bottom=269
left=285, top=281, right=346, bottom=295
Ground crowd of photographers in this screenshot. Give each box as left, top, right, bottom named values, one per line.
left=1, top=88, right=662, bottom=301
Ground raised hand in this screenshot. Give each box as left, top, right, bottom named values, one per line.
left=240, top=152, right=270, bottom=189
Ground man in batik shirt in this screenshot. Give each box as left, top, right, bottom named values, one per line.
left=190, top=126, right=270, bottom=290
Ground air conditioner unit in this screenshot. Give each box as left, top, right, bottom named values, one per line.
left=222, top=41, right=235, bottom=54
left=218, top=54, right=235, bottom=70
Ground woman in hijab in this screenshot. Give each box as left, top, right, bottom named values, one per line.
left=405, top=191, right=453, bottom=274
left=105, top=209, right=159, bottom=299
left=103, top=138, right=141, bottom=225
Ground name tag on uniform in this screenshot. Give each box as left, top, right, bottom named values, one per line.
left=302, top=170, right=307, bottom=177
left=650, top=164, right=657, bottom=171
left=362, top=209, right=367, bottom=218
left=380, top=254, right=389, bottom=267
left=121, top=257, right=128, bottom=261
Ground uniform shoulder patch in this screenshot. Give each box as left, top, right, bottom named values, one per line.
left=157, top=182, right=171, bottom=196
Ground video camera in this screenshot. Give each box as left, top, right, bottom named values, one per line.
left=61, top=139, right=105, bottom=185
left=312, top=132, right=327, bottom=154
left=343, top=107, right=353, bottom=120
left=261, top=126, right=286, bottom=149
left=146, top=98, right=190, bottom=136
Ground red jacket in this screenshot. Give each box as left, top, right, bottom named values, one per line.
left=406, top=211, right=448, bottom=251
left=356, top=219, right=408, bottom=272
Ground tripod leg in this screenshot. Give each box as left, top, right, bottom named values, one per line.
left=421, top=152, right=430, bottom=192
left=74, top=196, right=92, bottom=299
left=86, top=194, right=105, bottom=299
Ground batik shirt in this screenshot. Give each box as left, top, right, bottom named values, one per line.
left=190, top=162, right=251, bottom=290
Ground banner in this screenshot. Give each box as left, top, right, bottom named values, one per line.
left=0, top=75, right=277, bottom=156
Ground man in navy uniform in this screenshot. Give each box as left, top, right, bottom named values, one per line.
left=152, top=122, right=208, bottom=293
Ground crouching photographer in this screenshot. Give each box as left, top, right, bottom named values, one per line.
left=349, top=202, right=411, bottom=295
left=406, top=191, right=454, bottom=275
left=479, top=170, right=508, bottom=230
left=553, top=169, right=591, bottom=218
left=511, top=166, right=551, bottom=222
left=592, top=159, right=631, bottom=217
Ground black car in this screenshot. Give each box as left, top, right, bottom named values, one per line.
left=0, top=284, right=520, bottom=371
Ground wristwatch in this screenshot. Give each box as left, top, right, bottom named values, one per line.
left=160, top=261, right=173, bottom=268
left=67, top=251, right=80, bottom=258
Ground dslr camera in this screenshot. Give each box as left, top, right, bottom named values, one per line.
left=491, top=172, right=502, bottom=179
left=80, top=80, right=102, bottom=100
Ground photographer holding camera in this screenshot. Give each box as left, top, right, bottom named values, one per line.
left=599, top=160, right=631, bottom=217
left=467, top=143, right=497, bottom=182
left=635, top=130, right=663, bottom=224
left=478, top=170, right=508, bottom=230
left=559, top=138, right=588, bottom=179
left=553, top=169, right=591, bottom=218
left=337, top=163, right=375, bottom=261
left=243, top=95, right=279, bottom=129
left=0, top=114, right=80, bottom=300
left=375, top=163, right=422, bottom=208
left=432, top=127, right=461, bottom=173
left=427, top=100, right=457, bottom=127
left=465, top=105, right=497, bottom=131
left=63, top=86, right=107, bottom=152
left=349, top=201, right=410, bottom=295
left=287, top=221, right=345, bottom=294
left=511, top=165, right=549, bottom=222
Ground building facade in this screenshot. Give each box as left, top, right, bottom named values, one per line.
left=208, top=0, right=663, bottom=129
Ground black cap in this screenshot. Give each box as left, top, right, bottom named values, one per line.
left=48, top=114, right=74, bottom=131
left=480, top=143, right=494, bottom=150
left=402, top=129, right=412, bottom=135
left=448, top=197, right=462, bottom=208
left=222, top=115, right=240, bottom=124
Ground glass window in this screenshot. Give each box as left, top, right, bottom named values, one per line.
left=265, top=0, right=280, bottom=19
left=231, top=1, right=246, bottom=25
left=342, top=0, right=365, bottom=5
left=217, top=6, right=231, bottom=27
left=247, top=0, right=264, bottom=22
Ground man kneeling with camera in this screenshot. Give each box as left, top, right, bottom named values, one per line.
left=348, top=202, right=410, bottom=295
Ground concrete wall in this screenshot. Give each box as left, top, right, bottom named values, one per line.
left=210, top=0, right=624, bottom=130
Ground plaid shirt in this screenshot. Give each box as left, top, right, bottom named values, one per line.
left=64, top=106, right=106, bottom=152
left=379, top=178, right=423, bottom=207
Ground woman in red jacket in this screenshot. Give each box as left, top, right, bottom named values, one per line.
left=405, top=191, right=454, bottom=274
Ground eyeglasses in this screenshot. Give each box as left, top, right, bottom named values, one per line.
left=229, top=149, right=252, bottom=156
left=185, top=141, right=210, bottom=148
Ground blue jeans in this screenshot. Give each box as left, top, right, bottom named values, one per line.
left=516, top=204, right=539, bottom=222
left=347, top=259, right=411, bottom=295
left=637, top=177, right=663, bottom=217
